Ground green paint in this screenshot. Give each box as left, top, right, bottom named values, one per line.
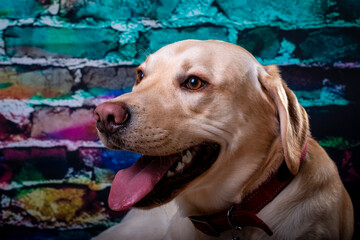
left=0, top=9, right=12, bottom=17
left=30, top=90, right=92, bottom=101
left=15, top=188, right=37, bottom=199
left=87, top=87, right=110, bottom=96
left=0, top=82, right=12, bottom=89
left=13, top=162, right=46, bottom=184
left=318, top=136, right=360, bottom=150
left=88, top=87, right=131, bottom=96
left=94, top=167, right=115, bottom=184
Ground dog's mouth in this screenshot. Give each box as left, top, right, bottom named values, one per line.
left=108, top=142, right=220, bottom=211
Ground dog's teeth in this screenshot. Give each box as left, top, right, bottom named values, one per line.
left=182, top=150, right=193, bottom=164
left=166, top=171, right=174, bottom=177
left=175, top=161, right=185, bottom=172
left=192, top=146, right=199, bottom=154
left=186, top=150, right=192, bottom=158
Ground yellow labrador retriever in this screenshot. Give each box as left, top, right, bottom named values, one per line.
left=93, top=40, right=354, bottom=239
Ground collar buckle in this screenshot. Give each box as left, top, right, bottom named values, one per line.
left=227, top=205, right=243, bottom=231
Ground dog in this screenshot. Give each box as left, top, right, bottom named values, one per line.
left=93, top=40, right=354, bottom=239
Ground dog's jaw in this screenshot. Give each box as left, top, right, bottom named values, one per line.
left=107, top=142, right=221, bottom=211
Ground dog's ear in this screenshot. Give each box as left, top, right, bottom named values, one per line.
left=258, top=65, right=309, bottom=175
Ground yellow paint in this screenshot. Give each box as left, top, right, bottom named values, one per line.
left=17, top=187, right=107, bottom=225
left=0, top=84, right=67, bottom=99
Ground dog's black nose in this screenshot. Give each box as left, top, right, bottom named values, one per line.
left=94, top=102, right=130, bottom=133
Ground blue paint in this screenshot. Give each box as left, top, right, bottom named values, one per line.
left=101, top=150, right=141, bottom=172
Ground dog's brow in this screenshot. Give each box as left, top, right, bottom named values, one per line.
left=136, top=63, right=145, bottom=73
left=181, top=61, right=192, bottom=72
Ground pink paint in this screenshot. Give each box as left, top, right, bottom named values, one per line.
left=0, top=164, right=13, bottom=184
left=341, top=151, right=352, bottom=168
left=47, top=120, right=98, bottom=141
left=341, top=150, right=360, bottom=182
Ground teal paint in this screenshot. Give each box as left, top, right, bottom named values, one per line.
left=0, top=0, right=46, bottom=19
left=60, top=0, right=157, bottom=20
left=294, top=89, right=350, bottom=107
left=136, top=26, right=229, bottom=62
left=5, top=27, right=119, bottom=59
left=156, top=0, right=180, bottom=19
left=299, top=28, right=360, bottom=63
left=338, top=0, right=360, bottom=21
left=239, top=27, right=360, bottom=65
left=216, top=0, right=328, bottom=26
left=238, top=27, right=280, bottom=59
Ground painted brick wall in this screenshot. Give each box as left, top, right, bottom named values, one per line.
left=0, top=0, right=359, bottom=239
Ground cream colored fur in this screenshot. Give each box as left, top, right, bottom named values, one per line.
left=94, top=40, right=353, bottom=240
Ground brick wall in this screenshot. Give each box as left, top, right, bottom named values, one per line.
left=0, top=0, right=359, bottom=239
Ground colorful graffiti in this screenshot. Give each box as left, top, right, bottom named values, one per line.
left=0, top=0, right=359, bottom=239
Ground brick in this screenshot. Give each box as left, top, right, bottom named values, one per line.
left=78, top=148, right=103, bottom=168
left=0, top=187, right=110, bottom=228
left=59, top=0, right=157, bottom=20
left=237, top=27, right=360, bottom=64
left=238, top=27, right=280, bottom=60
left=1, top=148, right=67, bottom=183
left=0, top=66, right=74, bottom=99
left=336, top=0, right=360, bottom=22
left=4, top=27, right=119, bottom=59
left=101, top=149, right=140, bottom=172
left=279, top=65, right=360, bottom=101
left=0, top=114, right=30, bottom=141
left=137, top=26, right=229, bottom=57
left=58, top=0, right=190, bottom=21
left=155, top=0, right=181, bottom=19
left=0, top=0, right=49, bottom=19
left=296, top=28, right=360, bottom=63
left=216, top=0, right=327, bottom=25
left=78, top=148, right=140, bottom=172
left=307, top=105, right=360, bottom=141
left=82, top=67, right=136, bottom=89
left=326, top=145, right=360, bottom=183
left=0, top=99, right=33, bottom=128
left=31, top=107, right=98, bottom=141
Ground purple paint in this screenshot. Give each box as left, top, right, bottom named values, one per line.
left=46, top=121, right=98, bottom=141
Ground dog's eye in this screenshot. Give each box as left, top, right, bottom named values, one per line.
left=136, top=70, right=144, bottom=84
left=185, top=76, right=204, bottom=91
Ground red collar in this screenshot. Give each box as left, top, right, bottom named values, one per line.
left=189, top=141, right=308, bottom=237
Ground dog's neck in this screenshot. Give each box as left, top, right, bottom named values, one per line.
left=187, top=139, right=308, bottom=237
left=237, top=137, right=285, bottom=201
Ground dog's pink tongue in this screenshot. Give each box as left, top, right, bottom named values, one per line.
left=108, top=156, right=179, bottom=211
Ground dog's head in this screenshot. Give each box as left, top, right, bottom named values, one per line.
left=95, top=40, right=309, bottom=214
